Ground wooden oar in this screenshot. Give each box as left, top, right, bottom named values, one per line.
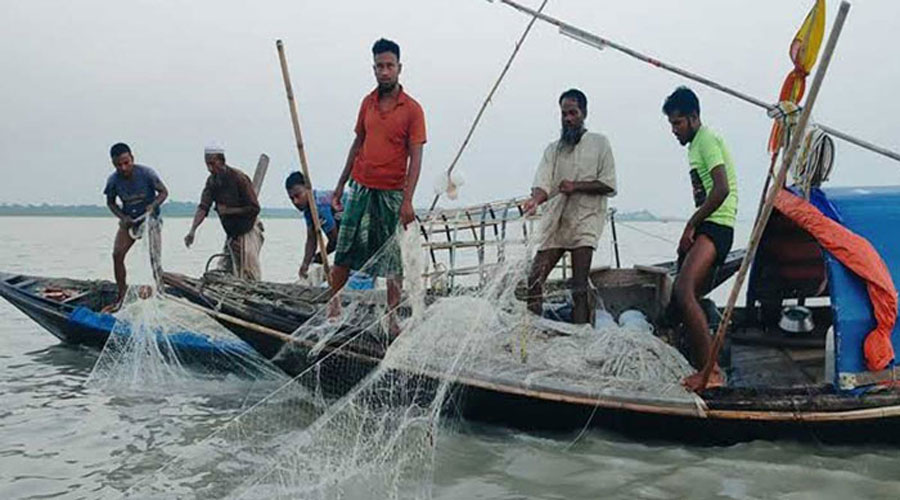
left=251, top=153, right=270, bottom=195
left=276, top=40, right=333, bottom=288
left=697, top=1, right=852, bottom=391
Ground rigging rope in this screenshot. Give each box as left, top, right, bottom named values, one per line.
left=429, top=0, right=549, bottom=212
left=616, top=221, right=677, bottom=245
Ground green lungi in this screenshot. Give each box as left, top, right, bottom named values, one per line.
left=334, top=182, right=404, bottom=277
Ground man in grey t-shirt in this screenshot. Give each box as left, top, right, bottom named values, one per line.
left=103, top=142, right=168, bottom=311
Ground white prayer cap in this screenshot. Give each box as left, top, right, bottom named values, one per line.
left=204, top=142, right=225, bottom=155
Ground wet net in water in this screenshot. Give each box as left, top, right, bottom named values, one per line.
left=87, top=217, right=291, bottom=398
left=121, top=218, right=697, bottom=499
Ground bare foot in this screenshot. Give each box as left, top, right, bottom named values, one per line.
left=100, top=300, right=123, bottom=314
left=682, top=365, right=726, bottom=392
left=387, top=316, right=402, bottom=339
left=327, top=297, right=342, bottom=321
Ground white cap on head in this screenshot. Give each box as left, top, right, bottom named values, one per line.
left=204, top=143, right=225, bottom=155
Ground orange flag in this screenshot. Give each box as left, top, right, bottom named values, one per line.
left=768, top=0, right=827, bottom=153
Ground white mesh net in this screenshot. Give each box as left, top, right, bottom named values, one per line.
left=87, top=217, right=291, bottom=398
left=116, top=217, right=697, bottom=499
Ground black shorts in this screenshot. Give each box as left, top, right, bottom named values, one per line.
left=695, top=221, right=734, bottom=266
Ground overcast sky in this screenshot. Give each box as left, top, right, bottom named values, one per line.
left=1, top=0, right=899, bottom=218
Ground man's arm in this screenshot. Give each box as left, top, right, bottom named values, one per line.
left=560, top=139, right=617, bottom=196
left=106, top=195, right=133, bottom=226
left=185, top=182, right=212, bottom=248
left=524, top=144, right=555, bottom=215
left=559, top=180, right=615, bottom=196
left=399, top=143, right=423, bottom=228
left=333, top=132, right=365, bottom=211
left=523, top=187, right=549, bottom=215
left=149, top=178, right=168, bottom=213
left=299, top=225, right=317, bottom=276
left=680, top=165, right=729, bottom=253
left=184, top=207, right=207, bottom=248
left=325, top=226, right=339, bottom=253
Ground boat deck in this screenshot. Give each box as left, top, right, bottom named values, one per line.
left=730, top=344, right=825, bottom=387
left=726, top=306, right=830, bottom=389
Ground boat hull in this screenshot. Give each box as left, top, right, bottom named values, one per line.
left=0, top=272, right=261, bottom=371
left=161, top=271, right=900, bottom=444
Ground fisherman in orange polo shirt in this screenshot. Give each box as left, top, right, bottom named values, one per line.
left=329, top=38, right=426, bottom=333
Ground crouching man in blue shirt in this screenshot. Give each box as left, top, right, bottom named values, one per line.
left=285, top=171, right=347, bottom=280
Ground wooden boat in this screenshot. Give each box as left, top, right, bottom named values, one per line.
left=0, top=271, right=260, bottom=371
left=160, top=237, right=900, bottom=445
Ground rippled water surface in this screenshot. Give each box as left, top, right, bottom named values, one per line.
left=2, top=216, right=899, bottom=499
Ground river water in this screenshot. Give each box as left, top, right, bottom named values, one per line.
left=2, top=216, right=899, bottom=499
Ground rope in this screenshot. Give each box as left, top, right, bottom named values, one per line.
left=793, top=126, right=835, bottom=196
left=616, top=221, right=677, bottom=245
left=492, top=0, right=900, bottom=166
left=429, top=0, right=549, bottom=212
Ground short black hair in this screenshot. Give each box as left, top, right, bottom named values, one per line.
left=372, top=38, right=400, bottom=60
left=559, top=89, right=587, bottom=115
left=662, top=86, right=700, bottom=117
left=285, top=171, right=306, bottom=191
left=110, top=142, right=131, bottom=159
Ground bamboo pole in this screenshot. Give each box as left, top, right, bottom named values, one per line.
left=429, top=0, right=549, bottom=212
left=816, top=123, right=900, bottom=163
left=697, top=2, right=852, bottom=390
left=276, top=40, right=333, bottom=287
left=491, top=0, right=900, bottom=165
left=493, top=0, right=773, bottom=110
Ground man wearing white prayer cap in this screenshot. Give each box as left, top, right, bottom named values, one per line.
left=184, top=144, right=264, bottom=280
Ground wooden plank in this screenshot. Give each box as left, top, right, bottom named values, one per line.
left=634, top=264, right=669, bottom=275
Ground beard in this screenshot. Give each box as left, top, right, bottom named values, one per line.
left=378, top=80, right=398, bottom=95
left=560, top=126, right=585, bottom=145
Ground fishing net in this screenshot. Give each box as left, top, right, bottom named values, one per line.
left=119, top=214, right=697, bottom=499
left=87, top=216, right=291, bottom=397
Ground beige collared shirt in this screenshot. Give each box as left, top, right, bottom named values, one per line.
left=532, top=131, right=617, bottom=250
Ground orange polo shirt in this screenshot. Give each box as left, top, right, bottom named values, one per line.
left=351, top=86, right=427, bottom=191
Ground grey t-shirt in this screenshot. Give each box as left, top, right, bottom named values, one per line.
left=103, top=164, right=162, bottom=219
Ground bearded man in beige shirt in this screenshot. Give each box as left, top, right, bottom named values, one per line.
left=523, top=89, right=618, bottom=324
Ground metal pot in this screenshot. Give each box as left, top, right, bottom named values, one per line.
left=779, top=305, right=815, bottom=334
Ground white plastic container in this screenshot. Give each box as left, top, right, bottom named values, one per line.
left=618, top=309, right=653, bottom=333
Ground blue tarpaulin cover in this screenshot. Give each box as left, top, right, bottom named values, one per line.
left=815, top=187, right=900, bottom=388
left=67, top=306, right=255, bottom=356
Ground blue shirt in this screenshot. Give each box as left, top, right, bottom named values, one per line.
left=103, top=164, right=162, bottom=219
left=303, top=190, right=348, bottom=233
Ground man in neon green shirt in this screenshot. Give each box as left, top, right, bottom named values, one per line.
left=663, top=86, right=738, bottom=391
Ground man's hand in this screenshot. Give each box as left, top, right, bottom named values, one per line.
left=558, top=180, right=576, bottom=195
left=332, top=185, right=344, bottom=212
left=298, top=265, right=308, bottom=280
left=523, top=197, right=539, bottom=216
left=678, top=225, right=695, bottom=256
left=184, top=231, right=195, bottom=248
left=119, top=215, right=135, bottom=228
left=400, top=200, right=415, bottom=229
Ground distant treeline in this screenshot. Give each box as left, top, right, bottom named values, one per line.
left=0, top=202, right=675, bottom=222
left=0, top=201, right=299, bottom=219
